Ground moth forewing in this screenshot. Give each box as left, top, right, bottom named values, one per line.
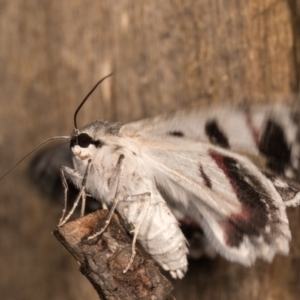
left=121, top=103, right=300, bottom=180
left=135, top=134, right=293, bottom=265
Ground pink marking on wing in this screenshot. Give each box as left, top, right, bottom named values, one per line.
left=210, top=151, right=268, bottom=247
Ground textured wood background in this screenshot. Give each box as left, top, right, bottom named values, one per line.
left=0, top=1, right=299, bottom=299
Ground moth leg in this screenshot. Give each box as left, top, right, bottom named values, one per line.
left=81, top=191, right=86, bottom=217
left=87, top=193, right=120, bottom=240
left=58, top=166, right=83, bottom=226
left=88, top=155, right=125, bottom=240
left=58, top=167, right=70, bottom=225
left=61, top=166, right=84, bottom=187
left=107, top=154, right=125, bottom=199
left=58, top=160, right=92, bottom=227
left=85, top=154, right=150, bottom=273
left=122, top=192, right=151, bottom=274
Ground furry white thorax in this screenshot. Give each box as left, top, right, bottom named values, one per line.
left=71, top=124, right=148, bottom=204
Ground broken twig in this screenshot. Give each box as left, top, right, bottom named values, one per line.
left=53, top=210, right=175, bottom=300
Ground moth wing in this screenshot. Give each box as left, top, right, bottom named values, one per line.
left=121, top=103, right=300, bottom=180
left=140, top=138, right=293, bottom=265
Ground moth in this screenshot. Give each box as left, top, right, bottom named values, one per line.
left=11, top=75, right=300, bottom=279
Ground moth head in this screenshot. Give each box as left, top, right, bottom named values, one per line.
left=70, top=121, right=123, bottom=160
left=70, top=74, right=118, bottom=161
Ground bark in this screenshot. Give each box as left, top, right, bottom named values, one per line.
left=54, top=210, right=174, bottom=300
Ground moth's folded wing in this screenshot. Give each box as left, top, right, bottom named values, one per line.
left=122, top=104, right=300, bottom=181
left=145, top=142, right=292, bottom=265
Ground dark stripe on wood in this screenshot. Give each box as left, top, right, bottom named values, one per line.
left=205, top=119, right=229, bottom=148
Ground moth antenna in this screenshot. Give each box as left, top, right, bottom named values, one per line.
left=0, top=136, right=70, bottom=181
left=73, top=73, right=113, bottom=129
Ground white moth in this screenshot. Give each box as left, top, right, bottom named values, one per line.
left=55, top=76, right=300, bottom=280
left=2, top=75, right=300, bottom=280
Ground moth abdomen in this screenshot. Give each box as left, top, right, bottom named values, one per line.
left=117, top=191, right=188, bottom=279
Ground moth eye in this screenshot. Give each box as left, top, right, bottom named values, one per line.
left=77, top=133, right=93, bottom=148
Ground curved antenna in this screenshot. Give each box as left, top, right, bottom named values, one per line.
left=0, top=136, right=70, bottom=181
left=73, top=73, right=113, bottom=129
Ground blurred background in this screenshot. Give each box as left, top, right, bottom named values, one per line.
left=0, top=1, right=299, bottom=299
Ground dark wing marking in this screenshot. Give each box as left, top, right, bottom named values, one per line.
left=145, top=141, right=291, bottom=265
left=199, top=164, right=212, bottom=188
left=259, top=119, right=291, bottom=174
left=205, top=119, right=230, bottom=148
left=168, top=131, right=185, bottom=137
left=210, top=152, right=275, bottom=248
left=265, top=173, right=300, bottom=205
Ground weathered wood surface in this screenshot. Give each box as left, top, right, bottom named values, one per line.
left=54, top=210, right=174, bottom=300
left=0, top=1, right=299, bottom=300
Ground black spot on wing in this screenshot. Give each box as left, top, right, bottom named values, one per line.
left=210, top=152, right=276, bottom=248
left=168, top=131, right=184, bottom=137
left=199, top=164, right=212, bottom=188
left=265, top=173, right=300, bottom=203
left=259, top=119, right=291, bottom=174
left=224, top=157, right=269, bottom=247
left=205, top=120, right=229, bottom=148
